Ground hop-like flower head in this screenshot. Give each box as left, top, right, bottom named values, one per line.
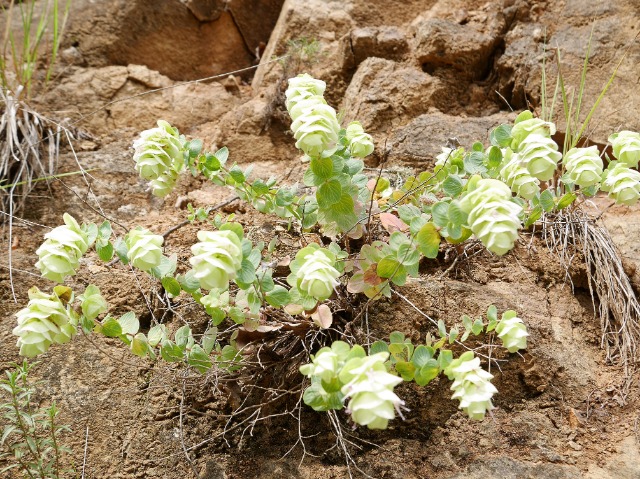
left=345, top=121, right=374, bottom=158
left=189, top=230, right=243, bottom=291
left=340, top=353, right=404, bottom=429
left=125, top=228, right=164, bottom=272
left=133, top=120, right=185, bottom=181
left=609, top=130, right=640, bottom=168
left=517, top=134, right=562, bottom=181
left=288, top=244, right=341, bottom=301
left=562, top=146, right=604, bottom=188
left=499, top=149, right=540, bottom=200
left=289, top=96, right=340, bottom=157
left=13, top=287, right=76, bottom=357
left=78, top=284, right=108, bottom=321
left=200, top=289, right=230, bottom=310
left=460, top=179, right=522, bottom=256
left=495, top=311, right=529, bottom=353
left=35, top=213, right=92, bottom=283
left=286, top=74, right=340, bottom=158
left=149, top=166, right=179, bottom=198
left=510, top=118, right=556, bottom=151
left=285, top=74, right=327, bottom=114
left=601, top=163, right=640, bottom=206
left=444, top=351, right=497, bottom=420
left=300, top=346, right=344, bottom=384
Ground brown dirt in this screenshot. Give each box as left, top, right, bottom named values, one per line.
left=2, top=0, right=640, bottom=478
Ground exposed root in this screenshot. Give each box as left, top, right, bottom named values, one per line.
left=543, top=208, right=640, bottom=393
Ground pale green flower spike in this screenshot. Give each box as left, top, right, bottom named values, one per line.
left=517, top=134, right=562, bottom=181
left=601, top=163, right=640, bottom=206
left=189, top=230, right=243, bottom=291
left=289, top=244, right=341, bottom=301
left=286, top=74, right=340, bottom=158
left=289, top=96, right=340, bottom=157
left=609, top=130, right=640, bottom=168
left=444, top=351, right=497, bottom=420
left=499, top=149, right=540, bottom=200
left=299, top=341, right=352, bottom=383
left=149, top=166, right=179, bottom=198
left=133, top=120, right=185, bottom=181
left=35, top=213, right=92, bottom=283
left=13, top=287, right=77, bottom=357
left=200, top=289, right=230, bottom=310
left=510, top=118, right=556, bottom=151
left=562, top=146, right=604, bottom=188
left=301, top=347, right=342, bottom=383
left=340, top=353, right=404, bottom=430
left=345, top=121, right=374, bottom=158
left=460, top=179, right=522, bottom=256
left=78, top=285, right=108, bottom=321
left=285, top=73, right=327, bottom=114
left=495, top=311, right=529, bottom=353
left=125, top=228, right=164, bottom=272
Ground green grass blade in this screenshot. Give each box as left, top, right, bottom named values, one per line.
left=541, top=32, right=548, bottom=121
left=0, top=169, right=99, bottom=190
left=574, top=55, right=625, bottom=146
left=549, top=74, right=560, bottom=124
left=573, top=25, right=594, bottom=138
left=555, top=49, right=572, bottom=152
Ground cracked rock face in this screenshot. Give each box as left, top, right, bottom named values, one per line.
left=63, top=0, right=285, bottom=81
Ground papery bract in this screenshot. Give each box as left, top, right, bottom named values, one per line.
left=133, top=120, right=185, bottom=181
left=499, top=149, right=540, bottom=200
left=495, top=311, right=529, bottom=353
left=562, top=146, right=604, bottom=188
left=35, top=213, right=92, bottom=283
left=13, top=287, right=76, bottom=357
left=460, top=179, right=522, bottom=255
left=510, top=118, right=556, bottom=151
left=345, top=121, right=374, bottom=158
left=126, top=228, right=164, bottom=272
left=288, top=245, right=341, bottom=301
left=189, top=230, right=243, bottom=291
left=340, top=352, right=404, bottom=430
left=601, top=163, right=640, bottom=206
left=444, top=351, right=497, bottom=420
left=285, top=73, right=327, bottom=114
left=609, top=130, right=640, bottom=168
left=517, top=134, right=562, bottom=181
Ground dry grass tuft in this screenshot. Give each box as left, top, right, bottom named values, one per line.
left=0, top=86, right=62, bottom=213
left=543, top=208, right=640, bottom=392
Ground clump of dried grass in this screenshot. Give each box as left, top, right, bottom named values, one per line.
left=543, top=208, right=640, bottom=390
left=0, top=86, right=62, bottom=212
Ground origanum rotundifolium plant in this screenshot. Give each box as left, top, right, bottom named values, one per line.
left=13, top=74, right=640, bottom=430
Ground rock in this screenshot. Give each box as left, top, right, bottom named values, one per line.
left=387, top=112, right=514, bottom=167
left=593, top=198, right=640, bottom=290
left=179, top=0, right=225, bottom=22
left=494, top=22, right=546, bottom=109
left=341, top=58, right=446, bottom=134
left=64, top=0, right=282, bottom=81
left=207, top=95, right=297, bottom=164
left=43, top=64, right=238, bottom=135
left=227, top=0, right=287, bottom=54
left=585, top=436, right=640, bottom=479
left=411, top=17, right=502, bottom=80
left=446, top=456, right=581, bottom=479
left=349, top=26, right=408, bottom=66
left=252, top=0, right=355, bottom=100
